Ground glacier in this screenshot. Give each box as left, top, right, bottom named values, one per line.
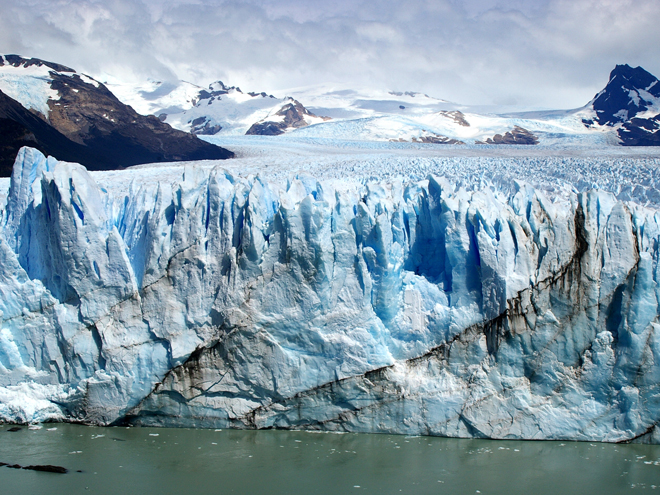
left=2, top=142, right=660, bottom=444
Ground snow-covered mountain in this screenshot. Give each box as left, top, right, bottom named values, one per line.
left=108, top=78, right=328, bottom=136
left=283, top=83, right=612, bottom=145
left=4, top=56, right=659, bottom=150
left=116, top=79, right=550, bottom=145
left=610, top=69, right=660, bottom=146
left=575, top=64, right=660, bottom=146
left=118, top=80, right=605, bottom=146
left=0, top=55, right=233, bottom=176
left=164, top=80, right=287, bottom=135
left=101, top=64, right=660, bottom=147
left=583, top=64, right=660, bottom=127
left=284, top=85, right=458, bottom=119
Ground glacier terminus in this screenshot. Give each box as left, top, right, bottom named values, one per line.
left=2, top=139, right=660, bottom=445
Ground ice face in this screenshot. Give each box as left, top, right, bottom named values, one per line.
left=1, top=146, right=660, bottom=444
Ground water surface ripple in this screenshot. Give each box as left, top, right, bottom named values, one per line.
left=1, top=424, right=659, bottom=494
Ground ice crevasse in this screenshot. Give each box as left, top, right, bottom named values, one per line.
left=0, top=146, right=660, bottom=444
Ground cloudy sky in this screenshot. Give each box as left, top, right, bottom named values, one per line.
left=1, top=0, right=659, bottom=109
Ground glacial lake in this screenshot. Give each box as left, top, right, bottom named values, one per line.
left=1, top=424, right=659, bottom=494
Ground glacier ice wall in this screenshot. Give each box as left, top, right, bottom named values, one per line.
left=1, top=147, right=660, bottom=444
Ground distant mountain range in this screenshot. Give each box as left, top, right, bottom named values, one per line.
left=1, top=55, right=659, bottom=177
left=111, top=63, right=660, bottom=148
left=0, top=55, right=233, bottom=177
left=108, top=78, right=332, bottom=137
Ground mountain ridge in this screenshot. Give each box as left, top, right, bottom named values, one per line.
left=588, top=64, right=660, bottom=127
left=584, top=64, right=660, bottom=146
left=3, top=55, right=660, bottom=158
left=0, top=54, right=234, bottom=176
left=123, top=64, right=660, bottom=146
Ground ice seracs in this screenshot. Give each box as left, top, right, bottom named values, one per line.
left=1, top=144, right=659, bottom=443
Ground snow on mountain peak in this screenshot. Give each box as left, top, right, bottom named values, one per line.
left=245, top=98, right=330, bottom=135
left=585, top=64, right=660, bottom=127
left=46, top=61, right=660, bottom=147
left=0, top=55, right=63, bottom=118
left=208, top=81, right=229, bottom=93
left=0, top=54, right=75, bottom=73
left=0, top=54, right=107, bottom=120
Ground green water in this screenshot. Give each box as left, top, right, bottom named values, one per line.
left=1, top=424, right=659, bottom=494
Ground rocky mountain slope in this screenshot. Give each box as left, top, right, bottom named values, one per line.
left=245, top=98, right=330, bottom=135
left=580, top=64, right=660, bottom=146
left=585, top=64, right=660, bottom=126
left=0, top=55, right=233, bottom=176
left=619, top=115, right=660, bottom=146
left=0, top=89, right=95, bottom=176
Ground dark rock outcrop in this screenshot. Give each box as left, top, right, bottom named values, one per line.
left=416, top=135, right=464, bottom=144
left=0, top=54, right=75, bottom=73
left=618, top=114, right=660, bottom=146
left=589, top=64, right=660, bottom=127
left=0, top=461, right=68, bottom=474
left=477, top=126, right=539, bottom=145
left=437, top=110, right=470, bottom=127
left=246, top=121, right=288, bottom=136
left=189, top=116, right=222, bottom=135
left=246, top=98, right=330, bottom=136
left=390, top=133, right=464, bottom=145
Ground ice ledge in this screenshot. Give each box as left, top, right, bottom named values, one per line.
left=1, top=148, right=659, bottom=444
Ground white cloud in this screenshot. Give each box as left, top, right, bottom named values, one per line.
left=1, top=0, right=659, bottom=108
left=355, top=23, right=402, bottom=43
